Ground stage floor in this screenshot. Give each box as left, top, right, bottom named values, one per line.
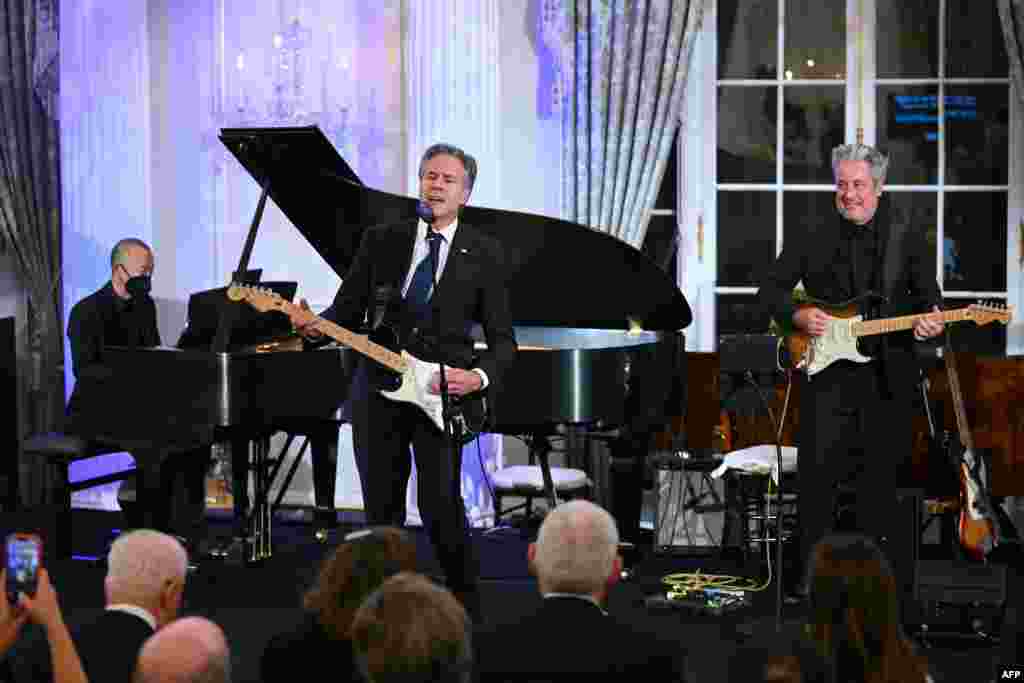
left=32, top=508, right=1004, bottom=683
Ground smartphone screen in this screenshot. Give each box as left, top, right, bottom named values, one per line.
left=5, top=533, right=42, bottom=605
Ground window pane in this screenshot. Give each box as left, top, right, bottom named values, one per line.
left=946, top=86, right=1009, bottom=186
left=782, top=86, right=844, bottom=183
left=942, top=297, right=1007, bottom=356
left=717, top=295, right=773, bottom=336
left=718, top=191, right=776, bottom=287
left=877, top=85, right=939, bottom=185
left=876, top=0, right=939, bottom=78
left=782, top=191, right=837, bottom=255
left=654, top=130, right=678, bottom=210
left=944, top=192, right=1008, bottom=292
left=719, top=0, right=777, bottom=80
left=718, top=87, right=777, bottom=183
left=784, top=0, right=845, bottom=81
left=946, top=2, right=1008, bottom=78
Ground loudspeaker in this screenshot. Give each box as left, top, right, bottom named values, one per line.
left=653, top=465, right=726, bottom=551
left=0, top=317, right=16, bottom=511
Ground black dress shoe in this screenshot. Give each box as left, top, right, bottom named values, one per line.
left=784, top=582, right=808, bottom=605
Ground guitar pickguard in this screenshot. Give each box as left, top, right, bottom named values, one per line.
left=804, top=315, right=873, bottom=375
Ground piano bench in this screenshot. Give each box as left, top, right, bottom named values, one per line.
left=491, top=465, right=592, bottom=524
left=21, top=433, right=135, bottom=559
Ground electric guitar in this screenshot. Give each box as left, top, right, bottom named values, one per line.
left=777, top=297, right=1012, bottom=376
left=226, top=284, right=487, bottom=444
left=943, top=344, right=996, bottom=561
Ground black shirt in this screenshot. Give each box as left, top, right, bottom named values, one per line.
left=66, top=282, right=160, bottom=422
left=838, top=218, right=880, bottom=301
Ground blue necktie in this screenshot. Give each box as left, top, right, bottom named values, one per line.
left=405, top=231, right=443, bottom=317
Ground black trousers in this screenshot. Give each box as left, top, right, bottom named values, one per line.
left=349, top=361, right=479, bottom=598
left=797, top=362, right=914, bottom=564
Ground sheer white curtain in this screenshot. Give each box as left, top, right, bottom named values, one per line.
left=542, top=0, right=704, bottom=247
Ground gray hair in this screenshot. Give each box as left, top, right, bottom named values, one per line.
left=111, top=238, right=153, bottom=267
left=831, top=143, right=889, bottom=188
left=533, top=500, right=619, bottom=595
left=418, top=144, right=478, bottom=191
left=106, top=529, right=188, bottom=606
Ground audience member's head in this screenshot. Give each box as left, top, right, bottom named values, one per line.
left=805, top=533, right=929, bottom=683
left=729, top=630, right=834, bottom=683
left=351, top=572, right=471, bottom=683
left=528, top=500, right=621, bottom=602
left=303, top=526, right=417, bottom=641
left=105, top=529, right=188, bottom=628
left=133, top=616, right=230, bottom=683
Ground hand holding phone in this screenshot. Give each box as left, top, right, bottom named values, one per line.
left=5, top=533, right=43, bottom=607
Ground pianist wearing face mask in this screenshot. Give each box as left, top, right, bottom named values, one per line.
left=65, top=238, right=210, bottom=550
left=66, top=237, right=160, bottom=428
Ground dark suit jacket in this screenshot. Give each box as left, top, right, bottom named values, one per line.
left=474, top=596, right=687, bottom=681
left=757, top=196, right=941, bottom=395
left=10, top=608, right=154, bottom=683
left=321, top=219, right=517, bottom=412
left=261, top=613, right=359, bottom=683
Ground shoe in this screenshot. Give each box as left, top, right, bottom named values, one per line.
left=783, top=582, right=808, bottom=605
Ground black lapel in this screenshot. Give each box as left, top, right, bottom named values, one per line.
left=433, top=223, right=474, bottom=299
left=877, top=197, right=905, bottom=300
left=397, top=220, right=419, bottom=285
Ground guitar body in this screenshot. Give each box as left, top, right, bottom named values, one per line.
left=781, top=301, right=873, bottom=376
left=952, top=442, right=995, bottom=561
left=367, top=326, right=487, bottom=444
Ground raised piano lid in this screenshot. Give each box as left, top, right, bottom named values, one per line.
left=220, top=125, right=691, bottom=332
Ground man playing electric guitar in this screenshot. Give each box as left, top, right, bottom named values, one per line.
left=290, top=144, right=517, bottom=623
left=757, top=143, right=944, bottom=598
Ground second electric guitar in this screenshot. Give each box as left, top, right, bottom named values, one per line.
left=226, top=284, right=486, bottom=443
left=777, top=298, right=1012, bottom=376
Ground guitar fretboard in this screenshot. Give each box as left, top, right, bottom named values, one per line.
left=308, top=318, right=405, bottom=371
left=852, top=308, right=972, bottom=337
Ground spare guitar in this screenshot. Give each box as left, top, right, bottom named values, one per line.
left=776, top=297, right=1012, bottom=376
left=943, top=345, right=996, bottom=561
left=943, top=344, right=1019, bottom=562
left=226, top=284, right=487, bottom=444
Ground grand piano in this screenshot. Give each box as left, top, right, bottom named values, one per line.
left=75, top=125, right=692, bottom=557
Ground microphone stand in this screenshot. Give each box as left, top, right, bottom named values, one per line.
left=420, top=212, right=464, bottom=504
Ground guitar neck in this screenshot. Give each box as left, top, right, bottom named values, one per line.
left=311, top=317, right=406, bottom=372
left=943, top=347, right=976, bottom=453
left=853, top=308, right=968, bottom=337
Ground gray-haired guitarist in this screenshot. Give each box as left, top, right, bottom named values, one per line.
left=757, top=143, right=944, bottom=600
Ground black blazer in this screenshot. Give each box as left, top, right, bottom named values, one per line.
left=322, top=219, right=517, bottom=397
left=474, top=596, right=687, bottom=681
left=261, top=614, right=359, bottom=683
left=757, top=198, right=941, bottom=395
left=10, top=609, right=154, bottom=683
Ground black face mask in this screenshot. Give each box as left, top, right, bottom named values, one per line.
left=121, top=266, right=152, bottom=299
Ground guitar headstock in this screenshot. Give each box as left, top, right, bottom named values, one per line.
left=225, top=283, right=286, bottom=312
left=965, top=302, right=1013, bottom=327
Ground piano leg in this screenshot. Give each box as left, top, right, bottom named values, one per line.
left=230, top=438, right=250, bottom=540
left=310, top=427, right=339, bottom=536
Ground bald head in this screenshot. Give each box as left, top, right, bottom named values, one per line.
left=531, top=500, right=620, bottom=597
left=133, top=617, right=230, bottom=683
left=105, top=530, right=188, bottom=626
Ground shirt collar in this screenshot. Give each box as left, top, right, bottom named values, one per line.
left=542, top=592, right=607, bottom=614
left=418, top=217, right=458, bottom=243
left=105, top=604, right=157, bottom=630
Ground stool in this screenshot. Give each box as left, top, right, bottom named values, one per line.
left=711, top=445, right=799, bottom=566
left=491, top=433, right=591, bottom=524
left=21, top=433, right=135, bottom=558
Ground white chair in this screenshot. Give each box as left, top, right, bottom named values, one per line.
left=490, top=433, right=591, bottom=524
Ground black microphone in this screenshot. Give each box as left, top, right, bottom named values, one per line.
left=416, top=199, right=435, bottom=225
